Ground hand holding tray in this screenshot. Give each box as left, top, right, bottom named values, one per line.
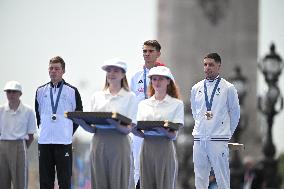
left=137, top=120, right=180, bottom=131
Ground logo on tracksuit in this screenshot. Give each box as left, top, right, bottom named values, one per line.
left=216, top=88, right=221, bottom=95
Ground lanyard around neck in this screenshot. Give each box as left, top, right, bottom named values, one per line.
left=204, top=78, right=221, bottom=111
left=143, top=67, right=148, bottom=99
left=50, top=82, right=64, bottom=114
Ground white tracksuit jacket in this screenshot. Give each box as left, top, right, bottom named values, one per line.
left=191, top=77, right=240, bottom=141
left=190, top=77, right=240, bottom=189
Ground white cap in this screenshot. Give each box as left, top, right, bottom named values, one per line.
left=101, top=58, right=127, bottom=73
left=148, top=66, right=174, bottom=81
left=4, top=81, right=22, bottom=92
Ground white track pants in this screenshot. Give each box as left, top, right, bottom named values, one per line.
left=131, top=134, right=144, bottom=185
left=193, top=140, right=230, bottom=189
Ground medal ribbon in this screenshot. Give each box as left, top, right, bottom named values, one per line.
left=204, top=78, right=221, bottom=111
left=143, top=66, right=148, bottom=99
left=50, top=81, right=64, bottom=115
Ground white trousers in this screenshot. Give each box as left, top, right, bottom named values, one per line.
left=193, top=140, right=230, bottom=189
left=130, top=134, right=144, bottom=185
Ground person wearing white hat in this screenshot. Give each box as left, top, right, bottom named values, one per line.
left=35, top=56, right=83, bottom=189
left=133, top=66, right=184, bottom=189
left=130, top=40, right=164, bottom=188
left=101, top=57, right=128, bottom=72
left=73, top=58, right=138, bottom=189
left=190, top=53, right=240, bottom=189
left=0, top=81, right=37, bottom=189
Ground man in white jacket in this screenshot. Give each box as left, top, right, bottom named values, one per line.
left=190, top=53, right=240, bottom=189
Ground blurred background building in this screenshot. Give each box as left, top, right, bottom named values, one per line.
left=158, top=0, right=260, bottom=156
left=157, top=0, right=284, bottom=188
left=158, top=1, right=259, bottom=187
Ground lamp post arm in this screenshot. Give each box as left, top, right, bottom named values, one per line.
left=258, top=96, right=267, bottom=114
left=275, top=95, right=284, bottom=114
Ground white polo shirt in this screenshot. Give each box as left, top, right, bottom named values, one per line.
left=0, top=102, right=37, bottom=140
left=137, top=95, right=184, bottom=137
left=91, top=88, right=138, bottom=125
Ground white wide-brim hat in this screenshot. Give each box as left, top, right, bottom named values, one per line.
left=101, top=58, right=127, bottom=73
left=148, top=66, right=175, bottom=81
left=4, top=80, right=22, bottom=92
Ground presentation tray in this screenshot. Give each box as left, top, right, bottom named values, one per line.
left=64, top=111, right=132, bottom=126
left=137, top=120, right=180, bottom=131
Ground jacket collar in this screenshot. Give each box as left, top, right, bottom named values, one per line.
left=205, top=75, right=220, bottom=83
left=50, top=79, right=64, bottom=88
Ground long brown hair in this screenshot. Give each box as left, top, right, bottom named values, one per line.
left=148, top=78, right=180, bottom=99
left=103, top=75, right=129, bottom=91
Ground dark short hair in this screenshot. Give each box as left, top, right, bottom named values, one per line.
left=143, top=40, right=161, bottom=52
left=49, top=56, right=65, bottom=70
left=204, top=53, right=221, bottom=64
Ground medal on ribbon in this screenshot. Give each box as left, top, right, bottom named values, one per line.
left=205, top=111, right=213, bottom=120
left=204, top=78, right=221, bottom=120
left=51, top=114, right=57, bottom=121
left=50, top=81, right=64, bottom=122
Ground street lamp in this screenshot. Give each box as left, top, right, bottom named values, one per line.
left=229, top=66, right=248, bottom=140
left=258, top=43, right=283, bottom=188
left=228, top=66, right=248, bottom=189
